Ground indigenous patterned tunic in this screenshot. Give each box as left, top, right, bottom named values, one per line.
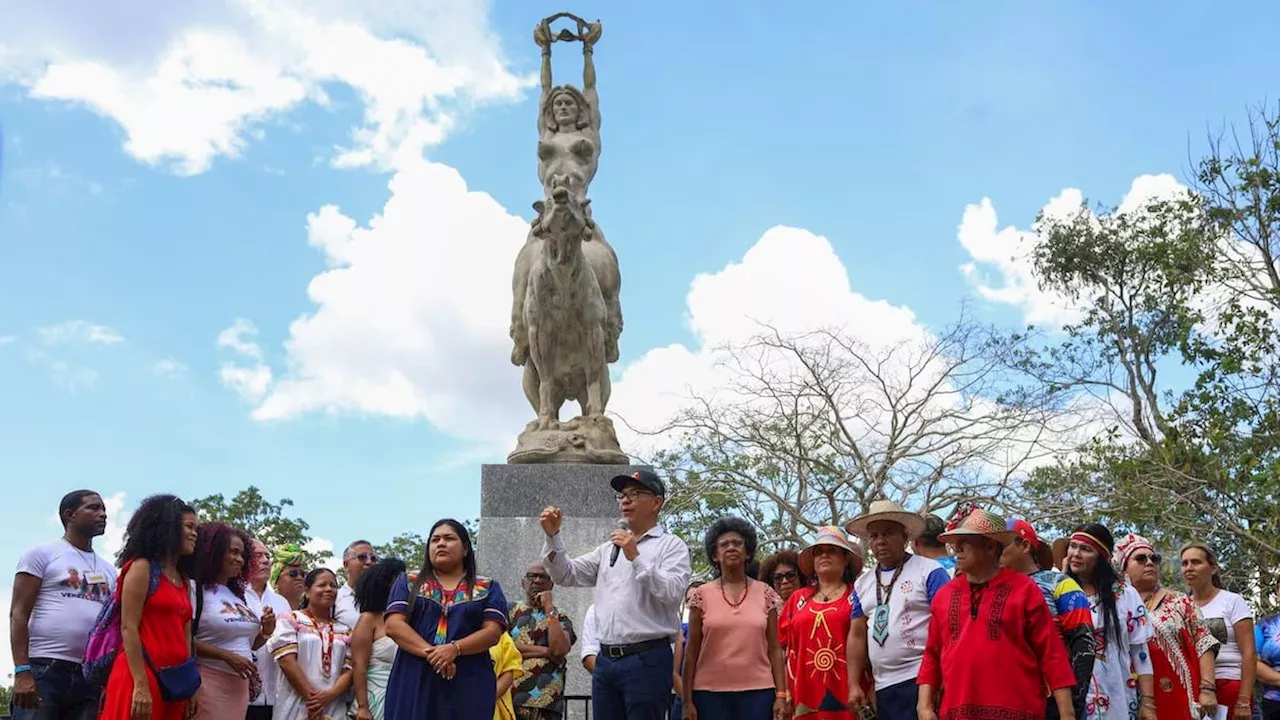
left=1084, top=583, right=1153, bottom=720
left=917, top=568, right=1076, bottom=720
left=507, top=601, right=577, bottom=717
left=1145, top=589, right=1219, bottom=720
left=779, top=586, right=855, bottom=719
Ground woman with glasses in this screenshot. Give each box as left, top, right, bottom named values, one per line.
left=270, top=544, right=307, bottom=610
left=778, top=526, right=864, bottom=720
left=1116, top=534, right=1219, bottom=720
left=759, top=550, right=809, bottom=604
left=681, top=517, right=787, bottom=720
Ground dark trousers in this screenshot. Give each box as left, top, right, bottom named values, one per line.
left=9, top=659, right=100, bottom=720
left=592, top=643, right=674, bottom=720
left=875, top=679, right=919, bottom=720
left=1261, top=698, right=1280, bottom=720
left=691, top=688, right=774, bottom=719
left=244, top=705, right=273, bottom=720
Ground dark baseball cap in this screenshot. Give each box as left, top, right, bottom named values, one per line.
left=609, top=469, right=666, bottom=497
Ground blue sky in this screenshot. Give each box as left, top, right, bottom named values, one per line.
left=2, top=0, right=1278, bottom=678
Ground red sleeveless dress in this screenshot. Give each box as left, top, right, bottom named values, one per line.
left=100, top=562, right=194, bottom=720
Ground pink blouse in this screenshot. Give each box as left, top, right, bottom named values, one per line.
left=689, top=578, right=783, bottom=692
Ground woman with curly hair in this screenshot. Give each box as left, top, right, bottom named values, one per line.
left=350, top=558, right=406, bottom=720
left=192, top=522, right=273, bottom=720
left=759, top=549, right=809, bottom=604
left=681, top=517, right=787, bottom=720
left=100, top=495, right=201, bottom=720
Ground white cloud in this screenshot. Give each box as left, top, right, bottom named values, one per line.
left=37, top=320, right=125, bottom=345
left=217, top=319, right=274, bottom=400
left=152, top=357, right=188, bottom=378
left=0, top=0, right=529, bottom=174
left=242, top=158, right=530, bottom=440
left=957, top=173, right=1190, bottom=328
left=0, top=335, right=15, bottom=345
left=303, top=537, right=342, bottom=571
left=217, top=318, right=264, bottom=360
left=219, top=363, right=273, bottom=401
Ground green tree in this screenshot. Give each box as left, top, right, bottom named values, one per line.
left=1012, top=104, right=1280, bottom=602
left=0, top=684, right=11, bottom=715
left=190, top=486, right=334, bottom=568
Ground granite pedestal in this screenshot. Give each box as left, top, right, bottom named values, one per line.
left=478, top=463, right=648, bottom=716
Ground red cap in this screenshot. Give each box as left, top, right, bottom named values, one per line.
left=1008, top=518, right=1054, bottom=571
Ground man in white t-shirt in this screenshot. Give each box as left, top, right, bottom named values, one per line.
left=845, top=500, right=951, bottom=720
left=579, top=604, right=599, bottom=673
left=334, top=540, right=377, bottom=629
left=243, top=539, right=292, bottom=720
left=9, top=490, right=117, bottom=720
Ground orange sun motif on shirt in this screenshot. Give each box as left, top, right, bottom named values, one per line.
left=806, top=644, right=845, bottom=681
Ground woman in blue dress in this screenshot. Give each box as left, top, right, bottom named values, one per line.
left=383, top=518, right=508, bottom=719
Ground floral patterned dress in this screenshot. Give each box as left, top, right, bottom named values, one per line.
left=1084, top=583, right=1153, bottom=720
left=1144, top=589, right=1219, bottom=720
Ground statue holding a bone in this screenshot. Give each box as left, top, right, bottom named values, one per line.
left=508, top=13, right=626, bottom=464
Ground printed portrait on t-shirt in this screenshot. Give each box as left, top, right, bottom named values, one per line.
left=58, top=566, right=111, bottom=602
left=219, top=599, right=260, bottom=623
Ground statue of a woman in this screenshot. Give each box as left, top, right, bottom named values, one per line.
left=533, top=16, right=602, bottom=202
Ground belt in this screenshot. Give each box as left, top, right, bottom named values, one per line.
left=600, top=638, right=667, bottom=659
left=32, top=658, right=83, bottom=672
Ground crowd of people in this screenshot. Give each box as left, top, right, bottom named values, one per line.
left=8, top=477, right=1280, bottom=720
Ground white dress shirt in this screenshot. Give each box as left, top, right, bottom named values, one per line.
left=245, top=585, right=293, bottom=707
left=334, top=582, right=359, bottom=629
left=542, top=524, right=691, bottom=646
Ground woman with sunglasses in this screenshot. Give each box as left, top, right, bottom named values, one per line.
left=270, top=544, right=307, bottom=610
left=1116, top=534, right=1220, bottom=720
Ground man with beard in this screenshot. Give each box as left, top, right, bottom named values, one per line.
left=9, top=491, right=117, bottom=720
left=508, top=563, right=577, bottom=720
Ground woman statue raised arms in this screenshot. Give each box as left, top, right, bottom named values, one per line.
left=533, top=14, right=602, bottom=203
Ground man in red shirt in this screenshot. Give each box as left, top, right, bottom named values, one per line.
left=916, top=508, right=1077, bottom=720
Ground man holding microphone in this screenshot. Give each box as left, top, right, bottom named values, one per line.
left=540, top=469, right=692, bottom=720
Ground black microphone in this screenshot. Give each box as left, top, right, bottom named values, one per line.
left=609, top=518, right=630, bottom=567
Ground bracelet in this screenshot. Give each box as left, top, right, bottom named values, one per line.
left=451, top=641, right=462, bottom=657
left=1236, top=701, right=1251, bottom=707
left=14, top=664, right=31, bottom=674
left=775, top=690, right=790, bottom=700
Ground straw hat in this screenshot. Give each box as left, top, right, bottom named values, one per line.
left=845, top=499, right=927, bottom=539
left=798, top=526, right=864, bottom=577
left=937, top=508, right=1015, bottom=544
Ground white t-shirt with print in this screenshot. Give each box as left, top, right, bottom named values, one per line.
left=1198, top=589, right=1254, bottom=681
left=196, top=583, right=262, bottom=671
left=246, top=586, right=294, bottom=706
left=16, top=539, right=118, bottom=663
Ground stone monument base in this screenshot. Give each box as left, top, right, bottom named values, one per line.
left=478, top=462, right=648, bottom=714
left=506, top=414, right=629, bottom=465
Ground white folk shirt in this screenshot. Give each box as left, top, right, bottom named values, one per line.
left=16, top=539, right=117, bottom=663
left=542, top=525, right=691, bottom=646
left=245, top=585, right=293, bottom=706
left=851, top=553, right=951, bottom=688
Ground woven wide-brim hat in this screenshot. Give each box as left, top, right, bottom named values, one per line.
left=938, top=508, right=1015, bottom=545
left=845, top=499, right=927, bottom=539
left=798, top=526, right=864, bottom=577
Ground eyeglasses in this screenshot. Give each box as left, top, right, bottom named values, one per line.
left=772, top=571, right=798, bottom=583
left=716, top=538, right=745, bottom=550
left=283, top=568, right=304, bottom=578
left=615, top=490, right=654, bottom=502
left=352, top=553, right=379, bottom=564
left=1131, top=553, right=1162, bottom=566
left=524, top=573, right=551, bottom=581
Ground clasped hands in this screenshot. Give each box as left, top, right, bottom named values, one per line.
left=424, top=642, right=460, bottom=680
